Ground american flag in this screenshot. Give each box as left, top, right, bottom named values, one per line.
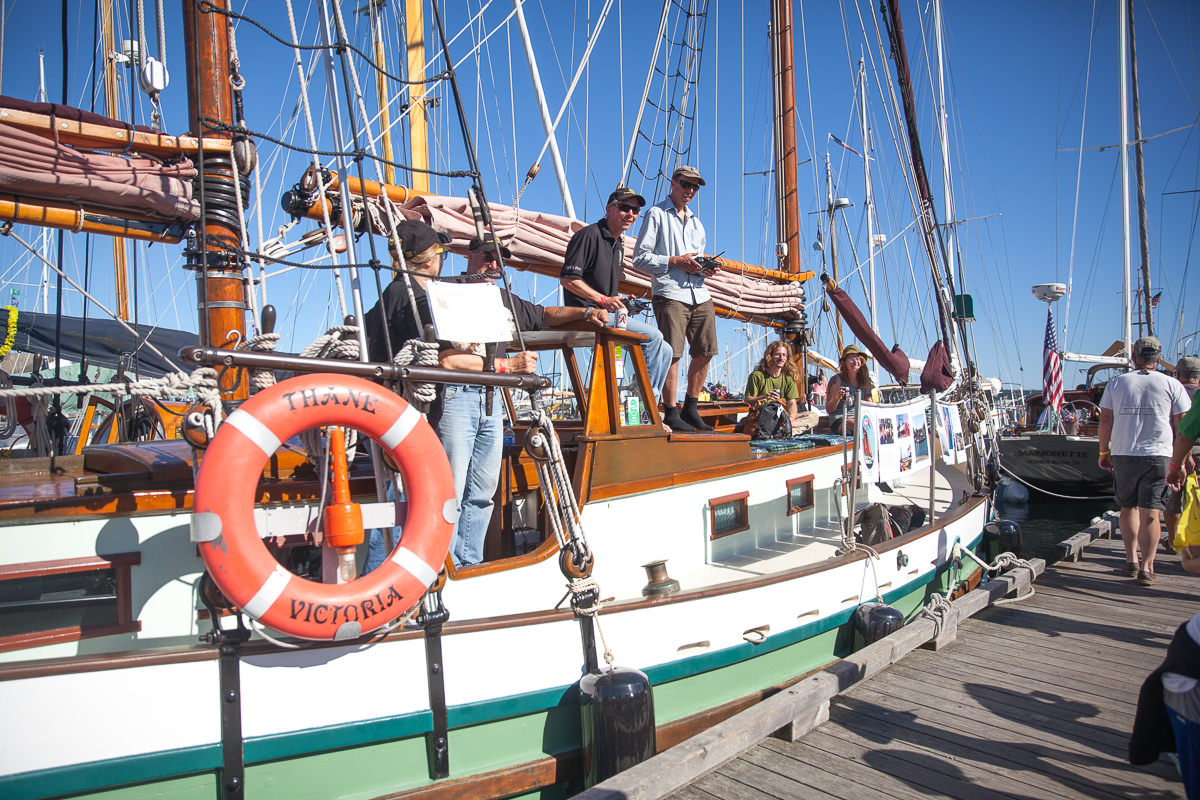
left=1043, top=307, right=1063, bottom=413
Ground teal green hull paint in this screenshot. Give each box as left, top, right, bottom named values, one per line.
left=0, top=745, right=218, bottom=800
left=243, top=710, right=432, bottom=764
left=9, top=532, right=986, bottom=800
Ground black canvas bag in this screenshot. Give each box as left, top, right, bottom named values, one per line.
left=752, top=401, right=793, bottom=440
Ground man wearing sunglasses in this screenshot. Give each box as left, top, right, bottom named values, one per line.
left=560, top=187, right=672, bottom=405
left=634, top=165, right=717, bottom=432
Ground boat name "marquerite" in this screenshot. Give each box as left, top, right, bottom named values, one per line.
left=281, top=387, right=380, bottom=413
left=1016, top=449, right=1091, bottom=459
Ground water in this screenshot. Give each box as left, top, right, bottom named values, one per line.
left=994, top=493, right=1118, bottom=562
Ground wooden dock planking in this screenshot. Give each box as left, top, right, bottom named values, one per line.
left=671, top=537, right=1188, bottom=799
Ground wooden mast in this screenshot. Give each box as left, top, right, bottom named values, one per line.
left=368, top=0, right=397, bottom=187
left=182, top=0, right=247, bottom=399
left=769, top=0, right=802, bottom=275
left=405, top=0, right=430, bottom=193
left=99, top=0, right=130, bottom=321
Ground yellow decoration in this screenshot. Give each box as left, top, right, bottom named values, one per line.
left=0, top=306, right=15, bottom=358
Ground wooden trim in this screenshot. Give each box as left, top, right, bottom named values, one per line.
left=785, top=474, right=815, bottom=515
left=377, top=752, right=581, bottom=800
left=0, top=551, right=142, bottom=654
left=563, top=346, right=587, bottom=421
left=0, top=105, right=233, bottom=157
left=588, top=443, right=845, bottom=502
left=0, top=551, right=141, bottom=580
left=708, top=491, right=750, bottom=540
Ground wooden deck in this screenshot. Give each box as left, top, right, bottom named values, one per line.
left=671, top=536, right=1187, bottom=800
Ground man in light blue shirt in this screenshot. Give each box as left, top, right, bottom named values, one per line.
left=633, top=165, right=718, bottom=432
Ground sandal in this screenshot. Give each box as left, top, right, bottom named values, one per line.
left=1124, top=562, right=1140, bottom=577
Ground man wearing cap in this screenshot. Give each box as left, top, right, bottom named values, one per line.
left=437, top=233, right=608, bottom=567
left=364, top=219, right=451, bottom=363
left=560, top=187, right=672, bottom=402
left=1164, top=357, right=1200, bottom=548
left=1098, top=336, right=1190, bottom=585
left=634, top=165, right=717, bottom=432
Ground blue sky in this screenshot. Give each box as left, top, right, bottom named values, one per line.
left=1, top=0, right=1197, bottom=393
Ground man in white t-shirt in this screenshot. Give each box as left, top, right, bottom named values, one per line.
left=1099, top=336, right=1190, bottom=585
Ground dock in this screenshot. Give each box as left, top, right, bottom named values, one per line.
left=579, top=517, right=1190, bottom=800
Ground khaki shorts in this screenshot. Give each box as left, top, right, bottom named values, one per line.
left=653, top=297, right=718, bottom=358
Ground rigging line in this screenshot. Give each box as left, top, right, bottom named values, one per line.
left=1058, top=123, right=1200, bottom=152
left=198, top=1, right=435, bottom=86
left=526, top=0, right=616, bottom=181
left=1063, top=0, right=1099, bottom=347
left=621, top=0, right=672, bottom=185
left=1137, top=0, right=1199, bottom=118
left=798, top=0, right=822, bottom=208
left=3, top=229, right=177, bottom=368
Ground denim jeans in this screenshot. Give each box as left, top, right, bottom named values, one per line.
left=436, top=384, right=503, bottom=567
left=621, top=316, right=672, bottom=399
left=360, top=480, right=400, bottom=576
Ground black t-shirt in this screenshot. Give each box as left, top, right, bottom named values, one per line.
left=560, top=219, right=625, bottom=308
left=364, top=276, right=433, bottom=363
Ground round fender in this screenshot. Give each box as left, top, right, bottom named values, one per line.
left=194, top=374, right=456, bottom=641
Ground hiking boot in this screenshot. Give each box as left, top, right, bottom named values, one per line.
left=662, top=405, right=695, bottom=432
left=681, top=396, right=713, bottom=432
left=1137, top=569, right=1158, bottom=586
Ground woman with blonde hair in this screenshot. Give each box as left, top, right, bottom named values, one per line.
left=826, top=344, right=875, bottom=435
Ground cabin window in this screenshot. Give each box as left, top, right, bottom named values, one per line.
left=786, top=475, right=815, bottom=515
left=709, top=491, right=750, bottom=540
left=615, top=344, right=654, bottom=427
left=0, top=553, right=141, bottom=652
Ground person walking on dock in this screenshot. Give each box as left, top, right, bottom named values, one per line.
left=1165, top=357, right=1200, bottom=550
left=1098, top=336, right=1190, bottom=585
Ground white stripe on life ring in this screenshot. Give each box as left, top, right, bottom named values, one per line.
left=242, top=563, right=292, bottom=619
left=392, top=546, right=438, bottom=588
left=226, top=408, right=283, bottom=457
left=380, top=404, right=421, bottom=450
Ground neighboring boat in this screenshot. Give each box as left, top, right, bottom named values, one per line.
left=0, top=3, right=1001, bottom=800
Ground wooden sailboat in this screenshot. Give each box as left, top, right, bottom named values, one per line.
left=0, top=3, right=1000, bottom=800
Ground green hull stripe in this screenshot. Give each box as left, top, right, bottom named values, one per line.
left=1, top=529, right=982, bottom=799
left=0, top=744, right=219, bottom=800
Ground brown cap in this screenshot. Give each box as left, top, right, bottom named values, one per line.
left=840, top=344, right=868, bottom=361
left=388, top=220, right=450, bottom=260
left=1134, top=335, right=1162, bottom=357
left=468, top=233, right=512, bottom=258
left=607, top=186, right=646, bottom=207
left=672, top=165, right=706, bottom=186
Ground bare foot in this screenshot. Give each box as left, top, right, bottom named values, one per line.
left=662, top=423, right=672, bottom=434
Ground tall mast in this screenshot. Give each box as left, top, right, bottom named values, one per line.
left=933, top=0, right=955, bottom=289
left=858, top=58, right=878, bottom=386
left=183, top=0, right=248, bottom=399
left=824, top=154, right=843, bottom=354
left=769, top=0, right=802, bottom=274
left=36, top=51, right=50, bottom=313
left=405, top=0, right=430, bottom=192
left=368, top=0, right=396, bottom=187
left=99, top=0, right=131, bottom=321
left=1118, top=0, right=1133, bottom=357
left=1127, top=0, right=1153, bottom=337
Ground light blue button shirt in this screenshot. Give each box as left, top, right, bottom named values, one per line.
left=633, top=198, right=709, bottom=304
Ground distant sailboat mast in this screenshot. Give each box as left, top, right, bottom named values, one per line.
left=1118, top=0, right=1133, bottom=357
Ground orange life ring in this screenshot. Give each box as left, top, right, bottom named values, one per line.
left=193, top=374, right=456, bottom=641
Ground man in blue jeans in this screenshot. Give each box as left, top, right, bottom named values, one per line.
left=559, top=187, right=673, bottom=409
left=436, top=234, right=607, bottom=566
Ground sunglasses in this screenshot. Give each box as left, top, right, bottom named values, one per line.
left=614, top=203, right=641, bottom=215
left=480, top=250, right=498, bottom=262
left=675, top=179, right=700, bottom=192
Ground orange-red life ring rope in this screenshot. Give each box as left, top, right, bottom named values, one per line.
left=193, top=374, right=456, bottom=641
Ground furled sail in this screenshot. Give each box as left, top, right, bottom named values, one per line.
left=821, top=277, right=909, bottom=385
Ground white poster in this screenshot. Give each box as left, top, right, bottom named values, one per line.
left=935, top=402, right=967, bottom=465
left=858, top=405, right=879, bottom=484
left=864, top=398, right=928, bottom=482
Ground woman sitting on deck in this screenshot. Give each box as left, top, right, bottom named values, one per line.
left=826, top=344, right=875, bottom=435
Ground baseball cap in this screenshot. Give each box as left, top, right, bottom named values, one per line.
left=390, top=220, right=450, bottom=260
left=468, top=233, right=512, bottom=259
left=1176, top=355, right=1200, bottom=375
left=1133, top=335, right=1161, bottom=356
left=672, top=165, right=706, bottom=186
left=607, top=187, right=646, bottom=207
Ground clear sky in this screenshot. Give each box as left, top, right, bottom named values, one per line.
left=1, top=0, right=1197, bottom=394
